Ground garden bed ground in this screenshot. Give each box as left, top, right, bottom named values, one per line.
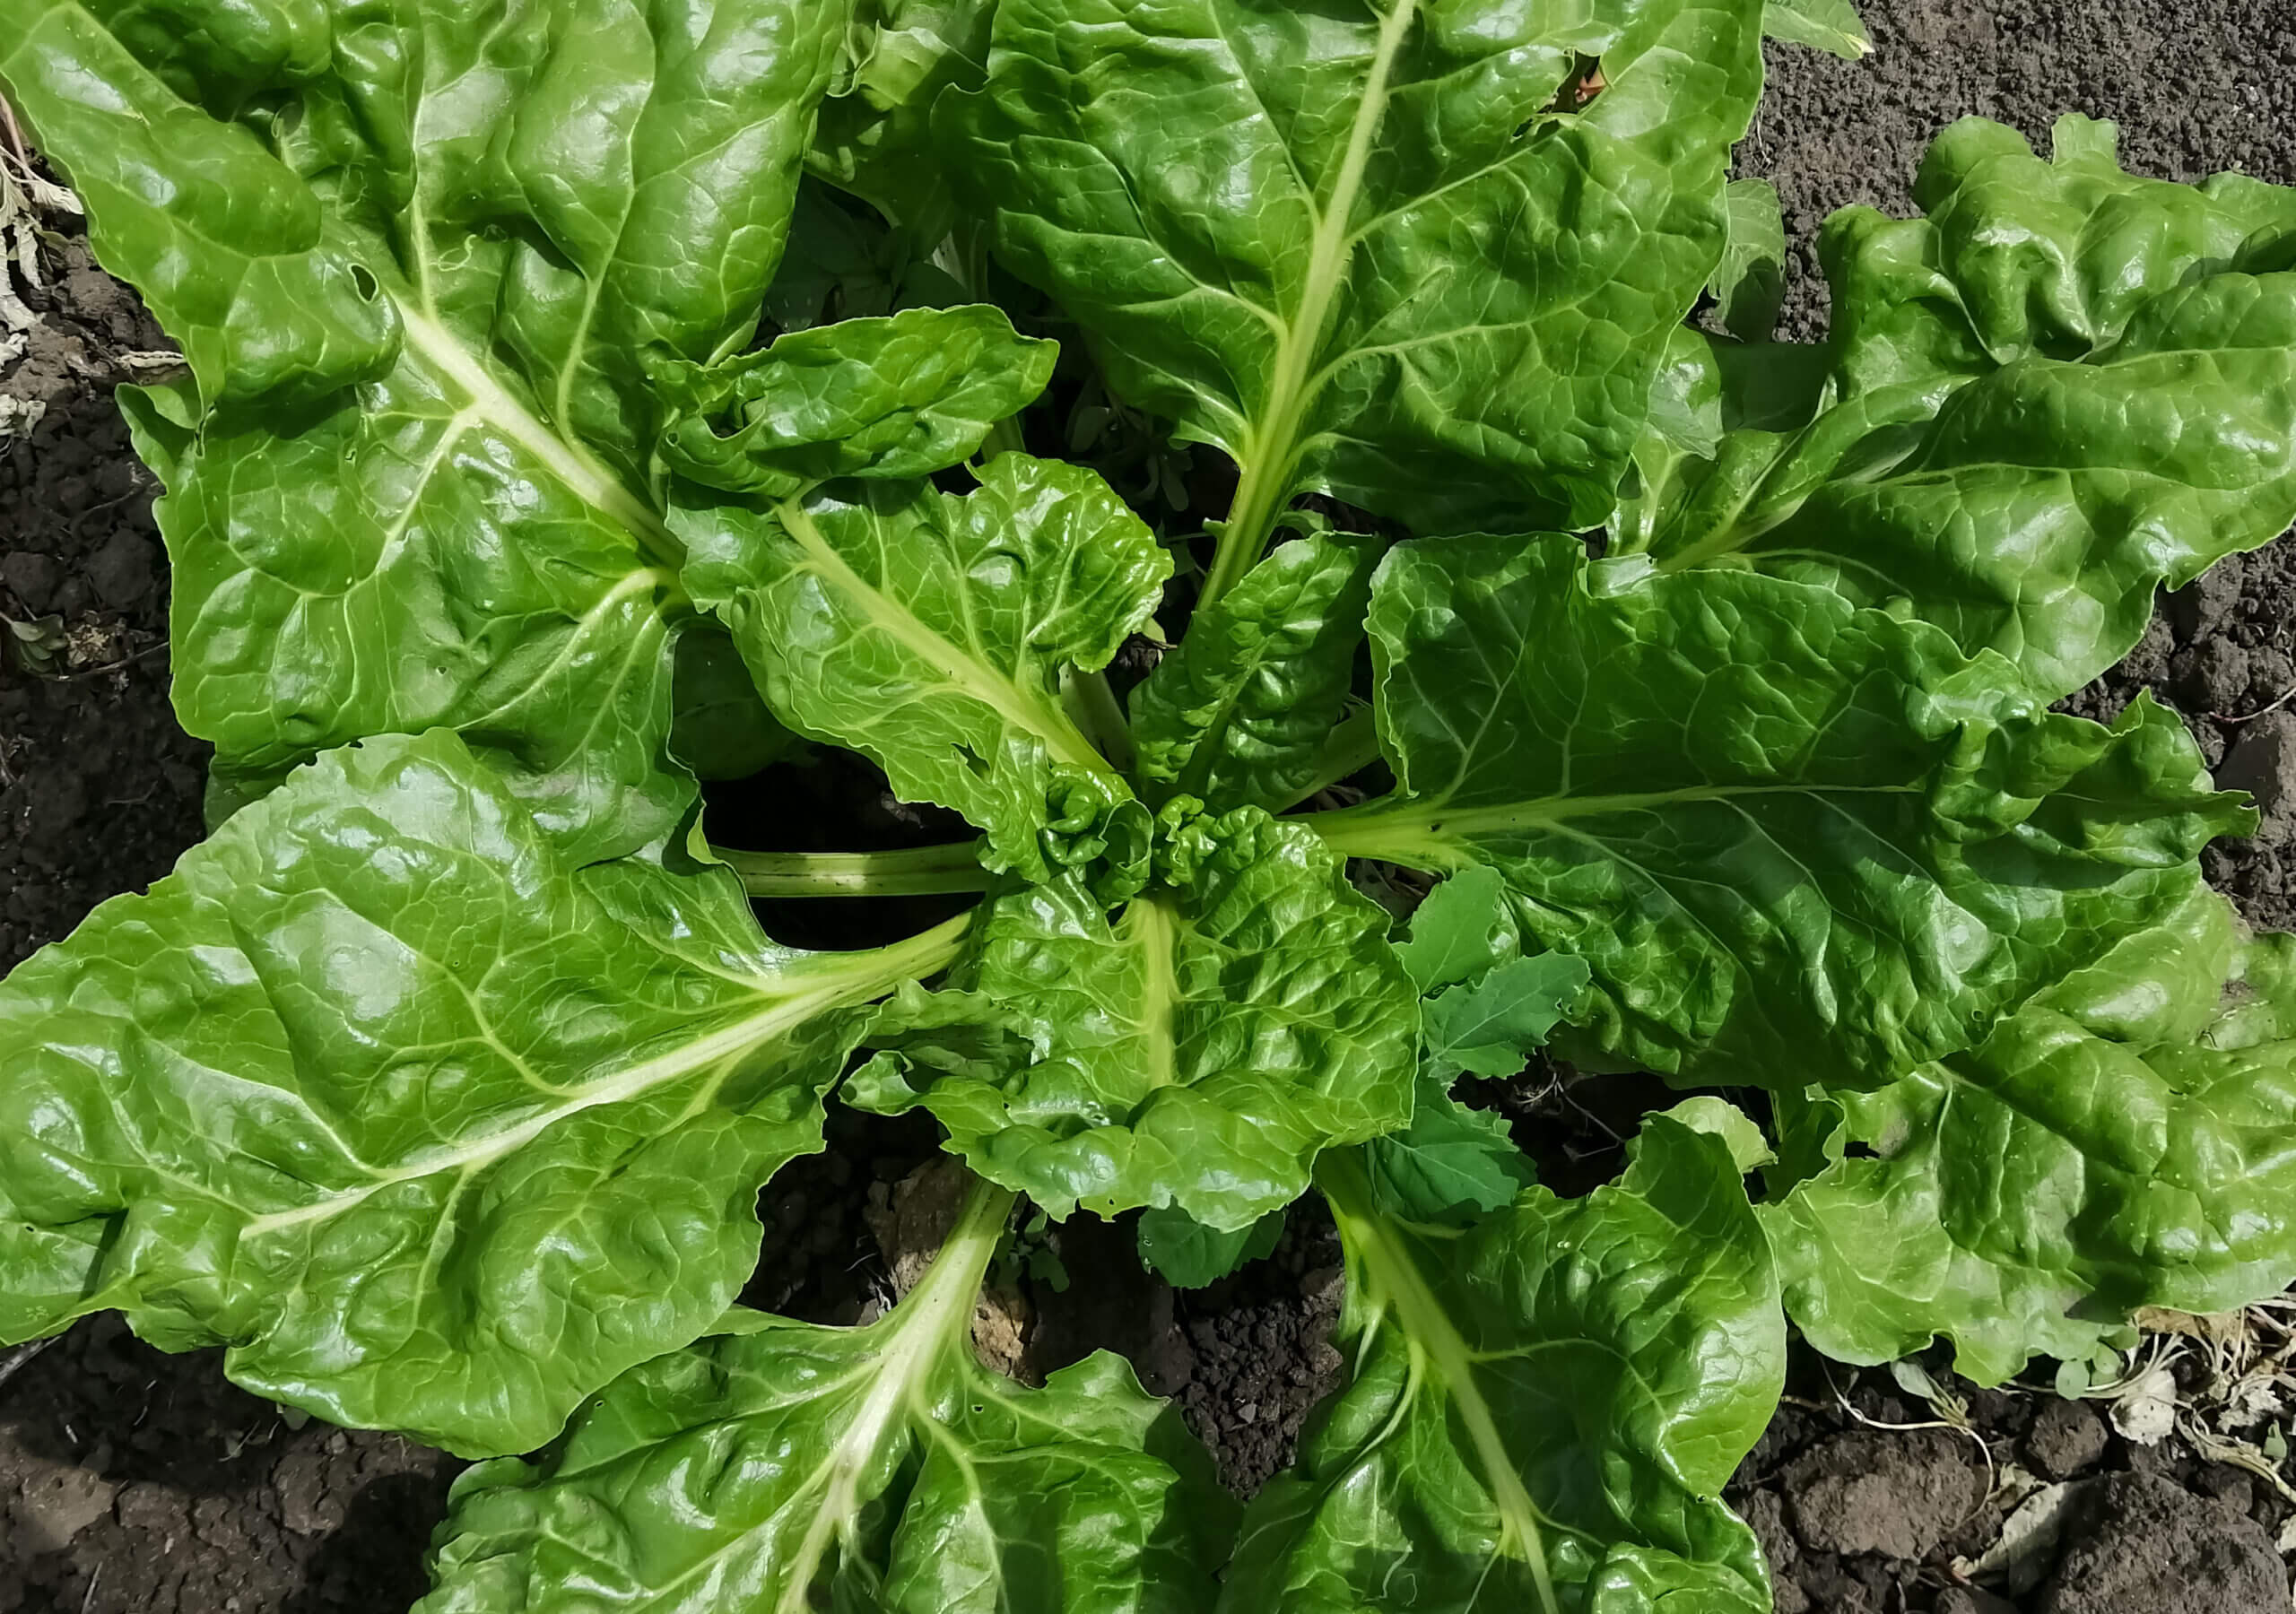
left=2, top=2, right=2294, bottom=1609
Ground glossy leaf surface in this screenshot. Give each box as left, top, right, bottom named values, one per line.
left=1226, top=1122, right=1782, bottom=1614
left=0, top=732, right=962, bottom=1456
left=1315, top=534, right=2249, bottom=1089
left=674, top=454, right=1170, bottom=880
left=947, top=0, right=1766, bottom=572
left=0, top=0, right=853, bottom=858
left=420, top=1180, right=1237, bottom=1613
left=1131, top=529, right=1378, bottom=812
left=853, top=807, right=1418, bottom=1230
left=655, top=305, right=1057, bottom=499
left=1768, top=889, right=2296, bottom=1383
left=1625, top=117, right=2296, bottom=699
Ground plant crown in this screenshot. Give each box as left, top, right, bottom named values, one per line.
left=3, top=0, right=2295, bottom=1609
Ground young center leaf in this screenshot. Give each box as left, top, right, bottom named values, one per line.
left=944, top=0, right=1766, bottom=597
left=1360, top=867, right=1587, bottom=1226
left=1766, top=886, right=2296, bottom=1384
left=854, top=805, right=1419, bottom=1232
left=1129, top=525, right=1380, bottom=813
left=0, top=732, right=970, bottom=1458
left=672, top=453, right=1169, bottom=881
left=417, top=1177, right=1238, bottom=1614
left=0, top=0, right=854, bottom=859
left=653, top=305, right=1057, bottom=498
left=1621, top=117, right=2296, bottom=699
left=1226, top=1120, right=1785, bottom=1614
left=1309, top=534, right=2251, bottom=1092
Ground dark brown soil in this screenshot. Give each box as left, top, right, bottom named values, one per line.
left=3, top=0, right=2295, bottom=1608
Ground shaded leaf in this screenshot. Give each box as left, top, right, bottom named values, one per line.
left=1131, top=530, right=1378, bottom=813
left=1139, top=1205, right=1286, bottom=1289
left=1360, top=1074, right=1537, bottom=1227
left=655, top=306, right=1057, bottom=499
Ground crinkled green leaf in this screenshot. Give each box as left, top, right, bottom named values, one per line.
left=1424, top=954, right=1591, bottom=1082
left=944, top=0, right=1765, bottom=559
left=810, top=0, right=995, bottom=231
left=853, top=807, right=1417, bottom=1231
left=1131, top=530, right=1378, bottom=813
left=1, top=0, right=852, bottom=859
left=1359, top=1074, right=1536, bottom=1227
left=418, top=1181, right=1238, bottom=1613
left=0, top=731, right=967, bottom=1457
left=1226, top=1122, right=1783, bottom=1614
left=1765, top=887, right=2296, bottom=1384
left=1761, top=0, right=1869, bottom=57
left=1138, top=1205, right=1286, bottom=1289
left=1709, top=178, right=1787, bottom=343
left=671, top=454, right=1170, bottom=881
left=1624, top=117, right=2296, bottom=699
left=655, top=306, right=1057, bottom=499
left=1314, top=533, right=2250, bottom=1090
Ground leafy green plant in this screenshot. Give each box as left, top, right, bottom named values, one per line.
left=3, top=0, right=2295, bottom=1610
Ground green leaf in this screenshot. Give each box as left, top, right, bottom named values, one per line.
left=1360, top=1074, right=1537, bottom=1227
left=1626, top=117, right=2296, bottom=699
left=669, top=623, right=801, bottom=783
left=655, top=306, right=1057, bottom=499
left=1424, top=954, right=1592, bottom=1081
left=1227, top=1123, right=1783, bottom=1614
left=1765, top=887, right=2296, bottom=1384
left=1662, top=1097, right=1776, bottom=1174
left=0, top=0, right=852, bottom=860
left=672, top=454, right=1170, bottom=881
left=761, top=180, right=968, bottom=332
left=1138, top=1205, right=1286, bottom=1289
left=810, top=0, right=996, bottom=232
left=853, top=806, right=1419, bottom=1231
left=1130, top=530, right=1378, bottom=813
left=1762, top=0, right=1871, bottom=57
left=1709, top=178, right=1787, bottom=342
left=1395, top=865, right=1523, bottom=993
left=417, top=1179, right=1239, bottom=1613
left=1313, top=533, right=2251, bottom=1091
left=944, top=0, right=1766, bottom=593
left=0, top=732, right=967, bottom=1457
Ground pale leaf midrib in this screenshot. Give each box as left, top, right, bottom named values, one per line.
left=771, top=498, right=1109, bottom=777
left=1124, top=897, right=1185, bottom=1089
left=1213, top=0, right=1421, bottom=590
left=239, top=924, right=965, bottom=1239
left=394, top=302, right=676, bottom=562
left=1312, top=780, right=1926, bottom=857
left=1326, top=1164, right=1562, bottom=1614
left=766, top=1182, right=1008, bottom=1614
